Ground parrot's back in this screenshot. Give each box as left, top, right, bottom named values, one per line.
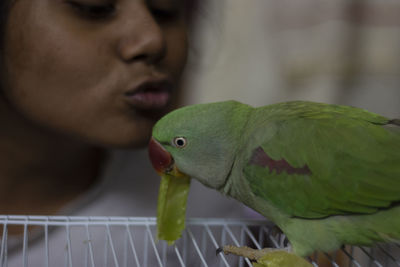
left=229, top=101, right=400, bottom=256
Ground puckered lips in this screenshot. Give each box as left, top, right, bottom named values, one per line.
left=125, top=79, right=173, bottom=110
left=148, top=137, right=186, bottom=177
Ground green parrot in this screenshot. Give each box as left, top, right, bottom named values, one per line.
left=148, top=100, right=400, bottom=258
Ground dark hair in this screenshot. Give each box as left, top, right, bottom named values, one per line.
left=185, top=0, right=200, bottom=22
left=0, top=0, right=10, bottom=45
left=0, top=0, right=12, bottom=66
left=0, top=0, right=11, bottom=90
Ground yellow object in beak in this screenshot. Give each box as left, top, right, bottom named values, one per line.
left=156, top=169, right=191, bottom=245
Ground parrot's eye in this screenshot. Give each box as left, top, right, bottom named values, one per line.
left=173, top=137, right=187, bottom=148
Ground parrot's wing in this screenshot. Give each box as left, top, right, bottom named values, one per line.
left=243, top=107, right=400, bottom=219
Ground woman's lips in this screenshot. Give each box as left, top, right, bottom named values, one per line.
left=124, top=80, right=173, bottom=110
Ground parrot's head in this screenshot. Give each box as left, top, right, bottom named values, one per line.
left=148, top=100, right=250, bottom=190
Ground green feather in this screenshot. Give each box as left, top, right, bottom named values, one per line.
left=243, top=102, right=400, bottom=218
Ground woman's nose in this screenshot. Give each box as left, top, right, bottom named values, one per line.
left=116, top=6, right=166, bottom=64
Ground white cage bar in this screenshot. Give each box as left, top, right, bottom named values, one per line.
left=1, top=215, right=399, bottom=267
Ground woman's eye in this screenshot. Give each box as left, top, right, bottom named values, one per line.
left=67, top=1, right=116, bottom=19
left=151, top=8, right=180, bottom=22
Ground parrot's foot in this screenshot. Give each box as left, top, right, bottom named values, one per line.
left=217, top=245, right=313, bottom=267
left=216, top=245, right=291, bottom=261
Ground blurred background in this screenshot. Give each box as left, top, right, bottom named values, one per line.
left=183, top=0, right=400, bottom=117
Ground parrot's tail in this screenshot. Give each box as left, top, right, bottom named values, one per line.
left=389, top=119, right=400, bottom=126
left=384, top=119, right=400, bottom=133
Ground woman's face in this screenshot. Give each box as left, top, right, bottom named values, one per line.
left=2, top=0, right=188, bottom=148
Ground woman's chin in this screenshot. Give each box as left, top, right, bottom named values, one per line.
left=98, top=130, right=153, bottom=150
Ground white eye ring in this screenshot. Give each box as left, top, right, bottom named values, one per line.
left=173, top=137, right=187, bottom=148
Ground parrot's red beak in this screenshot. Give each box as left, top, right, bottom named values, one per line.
left=148, top=137, right=186, bottom=177
left=149, top=137, right=172, bottom=174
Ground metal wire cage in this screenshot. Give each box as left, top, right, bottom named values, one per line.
left=0, top=215, right=399, bottom=267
